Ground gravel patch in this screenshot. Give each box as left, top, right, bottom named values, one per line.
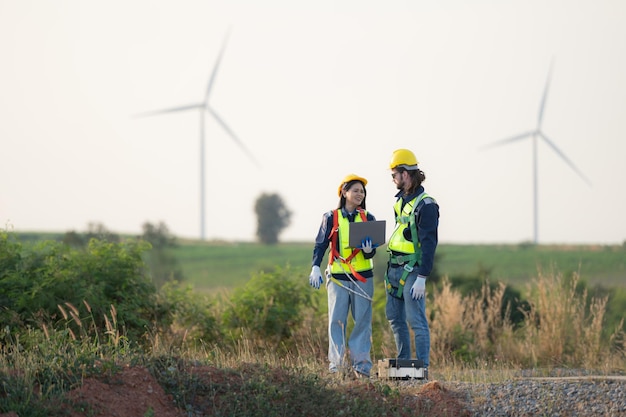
left=388, top=369, right=626, bottom=416
left=448, top=378, right=626, bottom=416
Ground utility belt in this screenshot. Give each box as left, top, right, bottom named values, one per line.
left=385, top=252, right=419, bottom=299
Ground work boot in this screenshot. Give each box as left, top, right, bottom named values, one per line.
left=353, top=370, right=370, bottom=380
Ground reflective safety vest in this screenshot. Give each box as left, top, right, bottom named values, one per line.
left=328, top=209, right=373, bottom=282
left=388, top=192, right=432, bottom=254
left=385, top=192, right=433, bottom=297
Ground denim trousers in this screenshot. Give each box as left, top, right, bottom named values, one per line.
left=326, top=276, right=374, bottom=376
left=385, top=267, right=430, bottom=367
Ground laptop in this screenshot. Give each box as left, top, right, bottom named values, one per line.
left=348, top=220, right=386, bottom=248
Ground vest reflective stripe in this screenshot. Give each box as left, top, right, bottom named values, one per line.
left=329, top=211, right=373, bottom=275
left=388, top=193, right=430, bottom=254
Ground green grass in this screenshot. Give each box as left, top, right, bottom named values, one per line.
left=436, top=243, right=626, bottom=288
left=173, top=240, right=316, bottom=292
left=12, top=233, right=626, bottom=290
left=173, top=239, right=626, bottom=292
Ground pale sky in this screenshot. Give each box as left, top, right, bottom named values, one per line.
left=1, top=0, right=625, bottom=244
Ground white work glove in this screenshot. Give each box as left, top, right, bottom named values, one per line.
left=309, top=265, right=323, bottom=289
left=410, top=276, right=427, bottom=300
left=360, top=237, right=373, bottom=254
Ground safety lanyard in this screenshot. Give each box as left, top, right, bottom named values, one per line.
left=328, top=275, right=372, bottom=301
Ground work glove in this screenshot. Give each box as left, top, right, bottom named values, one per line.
left=309, top=265, right=323, bottom=289
left=360, top=237, right=374, bottom=254
left=410, top=275, right=427, bottom=300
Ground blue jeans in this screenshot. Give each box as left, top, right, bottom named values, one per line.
left=327, top=277, right=374, bottom=376
left=385, top=267, right=430, bottom=367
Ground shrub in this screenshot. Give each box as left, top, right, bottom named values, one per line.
left=155, top=281, right=222, bottom=345
left=222, top=265, right=313, bottom=346
left=0, top=232, right=157, bottom=344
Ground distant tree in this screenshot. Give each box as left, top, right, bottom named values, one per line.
left=62, top=222, right=119, bottom=248
left=141, top=221, right=177, bottom=250
left=86, top=222, right=120, bottom=243
left=62, top=230, right=85, bottom=247
left=141, top=221, right=182, bottom=288
left=254, top=193, right=292, bottom=245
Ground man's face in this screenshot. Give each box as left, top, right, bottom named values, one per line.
left=391, top=170, right=404, bottom=190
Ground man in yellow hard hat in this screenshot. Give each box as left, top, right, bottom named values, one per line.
left=385, top=149, right=439, bottom=377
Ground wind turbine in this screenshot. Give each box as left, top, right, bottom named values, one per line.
left=481, top=63, right=591, bottom=244
left=135, top=29, right=259, bottom=241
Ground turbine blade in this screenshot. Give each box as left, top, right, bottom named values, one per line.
left=207, top=107, right=261, bottom=168
left=204, top=28, right=232, bottom=104
left=537, top=60, right=554, bottom=129
left=479, top=130, right=535, bottom=150
left=538, top=131, right=592, bottom=186
left=133, top=103, right=203, bottom=118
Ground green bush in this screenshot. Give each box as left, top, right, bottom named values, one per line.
left=156, top=281, right=222, bottom=345
left=0, top=231, right=157, bottom=343
left=588, top=284, right=626, bottom=340
left=0, top=232, right=24, bottom=325
left=446, top=273, right=529, bottom=328
left=222, top=265, right=313, bottom=345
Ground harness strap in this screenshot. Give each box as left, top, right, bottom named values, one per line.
left=385, top=257, right=418, bottom=298
left=328, top=208, right=369, bottom=283
left=386, top=194, right=426, bottom=297
left=388, top=253, right=419, bottom=265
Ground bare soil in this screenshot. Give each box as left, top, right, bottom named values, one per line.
left=63, top=366, right=182, bottom=417
left=0, top=365, right=473, bottom=417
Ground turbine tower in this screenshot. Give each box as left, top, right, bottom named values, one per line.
left=481, top=63, right=591, bottom=244
left=135, top=29, right=259, bottom=241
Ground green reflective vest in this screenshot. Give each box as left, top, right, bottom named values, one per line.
left=388, top=192, right=431, bottom=254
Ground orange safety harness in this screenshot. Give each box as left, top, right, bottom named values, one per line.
left=327, top=208, right=369, bottom=283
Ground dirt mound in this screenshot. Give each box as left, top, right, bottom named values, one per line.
left=63, top=366, right=183, bottom=417
left=0, top=366, right=472, bottom=417
left=415, top=380, right=471, bottom=416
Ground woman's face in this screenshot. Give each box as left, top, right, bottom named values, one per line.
left=343, top=182, right=365, bottom=208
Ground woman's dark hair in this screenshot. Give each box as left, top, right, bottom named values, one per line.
left=337, top=180, right=367, bottom=209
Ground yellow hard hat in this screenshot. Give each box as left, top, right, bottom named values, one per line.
left=389, top=149, right=419, bottom=170
left=338, top=174, right=368, bottom=196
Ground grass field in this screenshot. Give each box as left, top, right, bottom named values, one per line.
left=173, top=239, right=626, bottom=292
left=10, top=232, right=626, bottom=290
